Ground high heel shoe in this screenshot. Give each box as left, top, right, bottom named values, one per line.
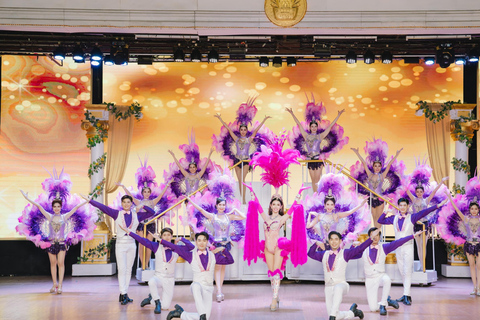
left=216, top=293, right=223, bottom=303
left=270, top=298, right=279, bottom=312
left=57, top=285, right=62, bottom=294
left=49, top=284, right=58, bottom=293
left=476, top=288, right=480, bottom=296
left=221, top=293, right=225, bottom=301
left=470, top=288, right=477, bottom=295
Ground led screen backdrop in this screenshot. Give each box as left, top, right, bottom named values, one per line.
left=1, top=56, right=462, bottom=238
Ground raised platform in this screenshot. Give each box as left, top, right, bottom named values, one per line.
left=441, top=264, right=471, bottom=278
left=72, top=262, right=117, bottom=276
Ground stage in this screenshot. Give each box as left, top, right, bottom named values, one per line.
left=0, top=276, right=477, bottom=320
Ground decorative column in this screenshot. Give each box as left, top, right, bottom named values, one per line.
left=449, top=104, right=478, bottom=187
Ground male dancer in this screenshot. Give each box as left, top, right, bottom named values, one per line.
left=119, top=225, right=194, bottom=314
left=378, top=197, right=447, bottom=305
left=161, top=231, right=231, bottom=320
left=308, top=229, right=381, bottom=320
left=356, top=227, right=426, bottom=315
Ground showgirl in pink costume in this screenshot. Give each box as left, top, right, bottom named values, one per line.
left=243, top=133, right=308, bottom=312
left=351, top=138, right=405, bottom=228
left=212, top=96, right=274, bottom=204
left=185, top=168, right=245, bottom=303
left=439, top=175, right=480, bottom=295
left=286, top=94, right=348, bottom=193
left=395, top=156, right=448, bottom=271
left=304, top=164, right=370, bottom=249
left=116, top=157, right=176, bottom=268
left=17, top=168, right=97, bottom=294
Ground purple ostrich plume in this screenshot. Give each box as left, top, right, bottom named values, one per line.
left=235, top=95, right=258, bottom=127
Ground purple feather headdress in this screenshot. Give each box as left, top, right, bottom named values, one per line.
left=466, top=174, right=480, bottom=204
left=235, top=95, right=258, bottom=127
left=365, top=137, right=388, bottom=166
left=41, top=167, right=72, bottom=201
left=304, top=93, right=326, bottom=124
left=409, top=156, right=432, bottom=188
left=317, top=164, right=349, bottom=200
left=135, top=156, right=158, bottom=190
left=207, top=167, right=236, bottom=202
left=178, top=128, right=200, bottom=166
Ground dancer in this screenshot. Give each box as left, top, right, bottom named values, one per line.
left=378, top=197, right=447, bottom=305
left=441, top=179, right=480, bottom=295
left=117, top=175, right=173, bottom=268
left=243, top=133, right=308, bottom=311
left=117, top=225, right=194, bottom=314
left=304, top=165, right=371, bottom=248
left=308, top=229, right=381, bottom=320
left=286, top=102, right=346, bottom=193
left=20, top=191, right=90, bottom=294
left=16, top=168, right=96, bottom=294
left=355, top=227, right=426, bottom=316
left=351, top=139, right=404, bottom=228
left=212, top=96, right=273, bottom=203
left=164, top=232, right=231, bottom=320
left=83, top=195, right=156, bottom=305
left=400, top=158, right=448, bottom=270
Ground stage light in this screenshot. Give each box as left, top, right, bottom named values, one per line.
left=174, top=47, right=185, bottom=62
left=104, top=55, right=114, bottom=66
left=346, top=51, right=357, bottom=64
left=53, top=46, right=66, bottom=60
left=272, top=57, right=282, bottom=68
left=259, top=57, right=269, bottom=67
left=424, top=57, right=435, bottom=65
left=363, top=49, right=375, bottom=64
left=191, top=47, right=202, bottom=62
left=468, top=47, right=479, bottom=62
left=91, top=60, right=101, bottom=67
left=137, top=55, right=154, bottom=65
left=381, top=50, right=393, bottom=64
left=72, top=45, right=85, bottom=62
left=436, top=45, right=454, bottom=68
left=114, top=46, right=129, bottom=66
left=208, top=48, right=219, bottom=63
left=287, top=57, right=296, bottom=67
left=455, top=57, right=466, bottom=65
left=90, top=46, right=103, bottom=61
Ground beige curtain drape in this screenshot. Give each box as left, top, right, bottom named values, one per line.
left=104, top=106, right=135, bottom=204
left=425, top=108, right=450, bottom=187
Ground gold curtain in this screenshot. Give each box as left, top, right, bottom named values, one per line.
left=105, top=106, right=135, bottom=204
left=425, top=108, right=450, bottom=186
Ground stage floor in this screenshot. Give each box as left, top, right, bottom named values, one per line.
left=0, top=276, right=478, bottom=320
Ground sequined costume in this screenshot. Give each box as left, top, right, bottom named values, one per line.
left=464, top=215, right=480, bottom=255
left=45, top=214, right=68, bottom=254
left=367, top=173, right=385, bottom=208
left=305, top=133, right=324, bottom=170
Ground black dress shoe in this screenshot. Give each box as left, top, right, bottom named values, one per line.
left=120, top=294, right=128, bottom=305
left=174, top=304, right=185, bottom=313
left=140, top=294, right=152, bottom=307
left=124, top=293, right=133, bottom=303
left=379, top=305, right=387, bottom=316
left=199, top=314, right=207, bottom=320
left=350, top=303, right=364, bottom=319
left=329, top=317, right=336, bottom=320
left=387, top=296, right=399, bottom=309
left=167, top=309, right=183, bottom=320
left=404, top=295, right=412, bottom=305
left=154, top=299, right=162, bottom=314
left=119, top=294, right=123, bottom=302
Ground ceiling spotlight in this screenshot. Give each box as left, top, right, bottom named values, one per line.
left=287, top=57, right=297, bottom=67
left=174, top=47, right=185, bottom=62
left=272, top=57, right=282, bottom=68
left=364, top=49, right=375, bottom=64
left=208, top=48, right=219, bottom=63
left=72, top=45, right=85, bottom=62
left=259, top=57, right=269, bottom=67
left=436, top=45, right=454, bottom=68
left=90, top=46, right=103, bottom=61
left=468, top=47, right=479, bottom=62
left=104, top=55, right=114, bottom=66
left=91, top=60, right=101, bottom=67
left=455, top=57, right=466, bottom=65
left=114, top=45, right=129, bottom=66
left=191, top=47, right=202, bottom=62
left=346, top=50, right=357, bottom=64
left=424, top=57, right=435, bottom=65
left=53, top=46, right=66, bottom=60
left=381, top=50, right=393, bottom=64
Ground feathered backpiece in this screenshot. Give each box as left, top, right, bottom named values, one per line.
left=317, top=164, right=347, bottom=200
left=437, top=195, right=468, bottom=245
left=304, top=92, right=326, bottom=125
left=207, top=167, right=236, bottom=202
left=466, top=174, right=480, bottom=204
left=236, top=95, right=258, bottom=127
left=179, top=128, right=200, bottom=166
left=365, top=137, right=388, bottom=166
left=135, top=156, right=158, bottom=190
left=409, top=156, right=432, bottom=189
left=41, top=167, right=72, bottom=201
left=250, top=132, right=301, bottom=189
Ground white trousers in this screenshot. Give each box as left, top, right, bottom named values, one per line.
left=116, top=241, right=136, bottom=294
left=365, top=273, right=391, bottom=311
left=148, top=274, right=175, bottom=309
left=324, top=282, right=355, bottom=319
left=396, top=244, right=413, bottom=296
left=180, top=282, right=214, bottom=320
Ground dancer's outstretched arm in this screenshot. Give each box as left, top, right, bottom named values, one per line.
left=319, top=109, right=345, bottom=140
left=64, top=197, right=90, bottom=220
left=411, top=199, right=447, bottom=224
left=116, top=183, right=140, bottom=206
left=244, top=183, right=268, bottom=221
left=20, top=190, right=52, bottom=220
left=280, top=185, right=311, bottom=225
left=227, top=208, right=246, bottom=220
left=445, top=191, right=464, bottom=221
left=150, top=178, right=173, bottom=207
left=383, top=148, right=403, bottom=178
left=383, top=231, right=425, bottom=254
left=214, top=114, right=238, bottom=141
left=337, top=198, right=368, bottom=220
left=306, top=212, right=320, bottom=229
left=186, top=195, right=214, bottom=220
left=196, top=147, right=214, bottom=180
left=343, top=229, right=378, bottom=262
left=425, top=177, right=449, bottom=205
left=285, top=108, right=308, bottom=139
left=351, top=148, right=372, bottom=177
left=250, top=115, right=271, bottom=141
left=168, top=150, right=189, bottom=178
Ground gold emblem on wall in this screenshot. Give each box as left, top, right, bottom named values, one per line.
left=264, top=0, right=307, bottom=27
